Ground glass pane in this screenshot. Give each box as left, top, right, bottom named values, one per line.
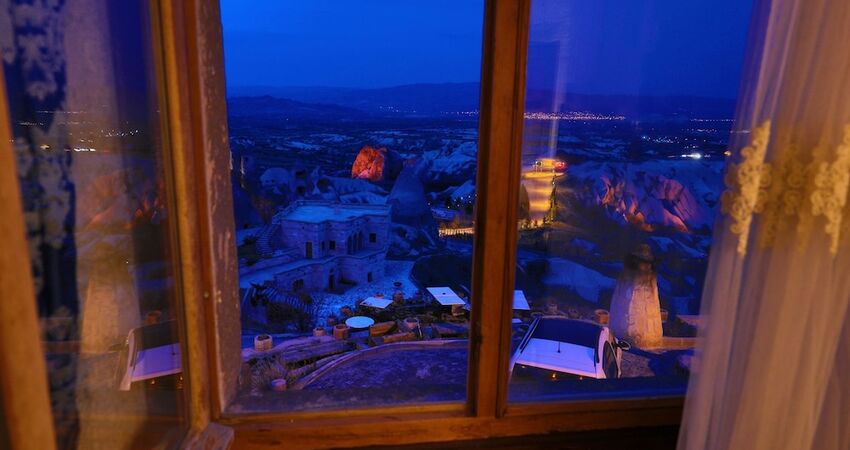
left=220, top=0, right=483, bottom=413
left=1, top=1, right=187, bottom=447
left=508, top=0, right=752, bottom=402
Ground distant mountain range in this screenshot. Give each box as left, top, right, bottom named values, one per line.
left=227, top=96, right=364, bottom=120
left=228, top=82, right=480, bottom=116
left=227, top=82, right=737, bottom=119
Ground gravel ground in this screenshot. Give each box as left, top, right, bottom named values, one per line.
left=318, top=260, right=419, bottom=322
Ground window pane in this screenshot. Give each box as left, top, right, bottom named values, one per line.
left=221, top=0, right=483, bottom=413
left=2, top=1, right=187, bottom=447
left=508, top=0, right=752, bottom=402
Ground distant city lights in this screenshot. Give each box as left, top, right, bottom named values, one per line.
left=524, top=111, right=625, bottom=121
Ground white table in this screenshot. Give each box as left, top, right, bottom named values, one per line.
left=345, top=316, right=375, bottom=329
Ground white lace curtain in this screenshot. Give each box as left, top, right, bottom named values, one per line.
left=678, top=0, right=850, bottom=449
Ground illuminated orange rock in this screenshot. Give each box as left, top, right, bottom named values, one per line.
left=351, top=145, right=388, bottom=182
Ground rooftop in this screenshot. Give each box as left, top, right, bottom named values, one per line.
left=275, top=201, right=390, bottom=224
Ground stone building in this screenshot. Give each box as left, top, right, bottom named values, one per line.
left=240, top=201, right=391, bottom=294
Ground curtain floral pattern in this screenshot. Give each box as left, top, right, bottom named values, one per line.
left=721, top=121, right=850, bottom=255
left=1, top=0, right=79, bottom=445
left=1, top=0, right=76, bottom=316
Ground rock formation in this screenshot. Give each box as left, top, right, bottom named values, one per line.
left=608, top=244, right=663, bottom=348
left=570, top=161, right=722, bottom=233
left=351, top=145, right=402, bottom=182
left=386, top=162, right=439, bottom=257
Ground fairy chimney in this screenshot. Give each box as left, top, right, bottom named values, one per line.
left=608, top=244, right=663, bottom=348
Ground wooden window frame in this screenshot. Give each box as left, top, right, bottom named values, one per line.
left=0, top=0, right=684, bottom=448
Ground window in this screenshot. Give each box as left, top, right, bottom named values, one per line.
left=223, top=0, right=484, bottom=413
left=507, top=0, right=752, bottom=403
left=1, top=1, right=189, bottom=448
left=0, top=0, right=725, bottom=446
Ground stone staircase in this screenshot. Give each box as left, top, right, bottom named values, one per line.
left=254, top=224, right=278, bottom=257
left=265, top=286, right=306, bottom=311
left=243, top=284, right=309, bottom=313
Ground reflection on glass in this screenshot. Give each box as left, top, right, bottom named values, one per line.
left=508, top=0, right=752, bottom=402
left=2, top=0, right=186, bottom=447
left=220, top=0, right=483, bottom=412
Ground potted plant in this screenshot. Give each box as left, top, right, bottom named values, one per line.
left=595, top=309, right=609, bottom=325
left=403, top=316, right=420, bottom=332
left=254, top=334, right=272, bottom=352
left=333, top=324, right=351, bottom=340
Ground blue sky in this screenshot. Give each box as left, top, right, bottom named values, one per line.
left=527, top=0, right=753, bottom=99
left=220, top=0, right=752, bottom=98
left=220, top=0, right=485, bottom=89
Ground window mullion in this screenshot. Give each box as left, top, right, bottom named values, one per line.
left=468, top=0, right=532, bottom=419
left=153, top=0, right=240, bottom=444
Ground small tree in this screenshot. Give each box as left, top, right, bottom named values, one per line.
left=545, top=182, right=558, bottom=224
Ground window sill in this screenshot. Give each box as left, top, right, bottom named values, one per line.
left=220, top=396, right=682, bottom=449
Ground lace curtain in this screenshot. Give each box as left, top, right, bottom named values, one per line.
left=678, top=0, right=850, bottom=449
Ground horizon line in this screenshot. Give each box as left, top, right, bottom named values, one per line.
left=226, top=84, right=738, bottom=102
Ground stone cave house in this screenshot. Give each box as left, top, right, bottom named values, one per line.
left=240, top=200, right=391, bottom=295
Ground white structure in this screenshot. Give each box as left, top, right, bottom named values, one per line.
left=426, top=287, right=466, bottom=306
left=361, top=296, right=393, bottom=309
left=509, top=317, right=628, bottom=380
left=240, top=201, right=390, bottom=294
left=513, top=290, right=530, bottom=310
left=260, top=167, right=291, bottom=188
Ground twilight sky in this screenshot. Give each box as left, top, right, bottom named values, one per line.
left=221, top=0, right=752, bottom=99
